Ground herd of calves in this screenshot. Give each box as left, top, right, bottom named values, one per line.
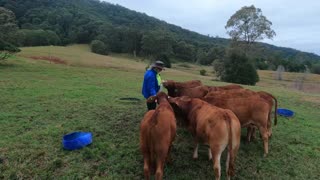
left=139, top=80, right=278, bottom=180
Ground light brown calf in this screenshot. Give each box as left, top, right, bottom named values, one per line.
left=203, top=96, right=270, bottom=157
left=140, top=92, right=177, bottom=180
left=169, top=97, right=241, bottom=180
left=205, top=89, right=278, bottom=141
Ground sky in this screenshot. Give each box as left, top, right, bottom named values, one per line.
left=102, top=0, right=320, bottom=55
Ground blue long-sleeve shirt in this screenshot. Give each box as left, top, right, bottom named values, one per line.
left=142, top=69, right=160, bottom=99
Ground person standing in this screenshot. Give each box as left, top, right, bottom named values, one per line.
left=142, top=60, right=165, bottom=110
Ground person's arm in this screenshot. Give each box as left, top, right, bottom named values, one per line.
left=146, top=74, right=157, bottom=97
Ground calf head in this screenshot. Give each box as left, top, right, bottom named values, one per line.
left=146, top=91, right=169, bottom=104
left=162, top=80, right=177, bottom=97
left=168, top=96, right=191, bottom=126
left=162, top=80, right=175, bottom=88
left=168, top=96, right=192, bottom=113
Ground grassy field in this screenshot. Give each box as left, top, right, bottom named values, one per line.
left=0, top=45, right=320, bottom=179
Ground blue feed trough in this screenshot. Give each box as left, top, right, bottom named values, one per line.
left=63, top=132, right=92, bottom=150
left=277, top=108, right=294, bottom=118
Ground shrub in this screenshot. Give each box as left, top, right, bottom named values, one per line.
left=0, top=40, right=20, bottom=53
left=256, top=61, right=269, bottom=70
left=212, top=59, right=224, bottom=78
left=90, top=40, right=109, bottom=55
left=200, top=69, right=206, bottom=76
left=311, top=64, right=320, bottom=74
left=221, top=51, right=259, bottom=85
left=0, top=39, right=20, bottom=61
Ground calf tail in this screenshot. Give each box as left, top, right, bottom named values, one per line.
left=259, top=91, right=278, bottom=126
left=273, top=94, right=278, bottom=126
left=266, top=92, right=278, bottom=126
left=224, top=112, right=235, bottom=177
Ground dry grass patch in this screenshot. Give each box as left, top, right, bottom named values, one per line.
left=19, top=45, right=146, bottom=72
left=18, top=45, right=320, bottom=94
left=257, top=70, right=320, bottom=93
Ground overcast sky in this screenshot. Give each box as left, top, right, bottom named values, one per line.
left=103, top=0, right=320, bottom=55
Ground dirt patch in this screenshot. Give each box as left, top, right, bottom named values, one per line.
left=28, top=56, right=67, bottom=64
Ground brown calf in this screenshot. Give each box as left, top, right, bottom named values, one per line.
left=169, top=97, right=241, bottom=180
left=205, top=88, right=278, bottom=141
left=203, top=96, right=270, bottom=157
left=140, top=92, right=177, bottom=180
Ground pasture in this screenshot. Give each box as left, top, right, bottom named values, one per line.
left=0, top=45, right=319, bottom=179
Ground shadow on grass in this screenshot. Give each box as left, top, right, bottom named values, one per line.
left=0, top=62, right=17, bottom=69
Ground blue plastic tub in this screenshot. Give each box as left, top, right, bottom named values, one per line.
left=277, top=108, right=294, bottom=118
left=63, top=132, right=92, bottom=150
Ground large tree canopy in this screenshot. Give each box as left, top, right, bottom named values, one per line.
left=0, top=7, right=18, bottom=42
left=225, top=5, right=276, bottom=46
left=0, top=7, right=20, bottom=58
left=0, top=0, right=318, bottom=71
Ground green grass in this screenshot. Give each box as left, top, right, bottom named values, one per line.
left=1, top=46, right=320, bottom=179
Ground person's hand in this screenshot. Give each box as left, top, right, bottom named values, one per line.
left=147, top=96, right=156, bottom=103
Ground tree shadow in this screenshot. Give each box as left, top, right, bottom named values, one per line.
left=0, top=62, right=17, bottom=69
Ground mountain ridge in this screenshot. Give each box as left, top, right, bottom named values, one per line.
left=1, top=0, right=319, bottom=68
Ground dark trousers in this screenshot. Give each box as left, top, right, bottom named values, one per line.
left=147, top=102, right=156, bottom=111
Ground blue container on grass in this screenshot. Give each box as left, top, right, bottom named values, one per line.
left=277, top=108, right=294, bottom=118
left=63, top=132, right=92, bottom=150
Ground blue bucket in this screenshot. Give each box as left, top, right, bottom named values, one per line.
left=277, top=108, right=294, bottom=118
left=63, top=132, right=92, bottom=150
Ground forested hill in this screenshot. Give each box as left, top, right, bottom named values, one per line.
left=1, top=0, right=319, bottom=71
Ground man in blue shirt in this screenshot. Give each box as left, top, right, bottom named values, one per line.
left=142, top=60, right=165, bottom=110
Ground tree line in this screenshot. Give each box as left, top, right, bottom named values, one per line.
left=0, top=0, right=319, bottom=75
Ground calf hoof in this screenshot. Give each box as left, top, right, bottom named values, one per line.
left=192, top=155, right=198, bottom=160
left=166, top=156, right=173, bottom=164
left=263, top=153, right=268, bottom=158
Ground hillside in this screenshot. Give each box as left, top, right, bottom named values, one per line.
left=17, top=44, right=320, bottom=93
left=1, top=0, right=320, bottom=69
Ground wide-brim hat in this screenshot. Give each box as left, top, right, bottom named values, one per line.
left=151, top=60, right=165, bottom=70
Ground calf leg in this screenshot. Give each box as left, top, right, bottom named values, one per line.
left=246, top=127, right=253, bottom=143
left=251, top=127, right=257, bottom=141
left=155, top=158, right=165, bottom=180
left=246, top=126, right=257, bottom=142
left=143, top=157, right=150, bottom=180
left=226, top=143, right=240, bottom=180
left=166, top=145, right=173, bottom=164
left=193, top=143, right=199, bottom=159
left=210, top=145, right=226, bottom=180
left=258, top=126, right=269, bottom=157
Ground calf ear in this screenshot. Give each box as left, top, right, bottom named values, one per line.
left=162, top=81, right=168, bottom=87
left=168, top=97, right=182, bottom=107
left=168, top=97, right=176, bottom=103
